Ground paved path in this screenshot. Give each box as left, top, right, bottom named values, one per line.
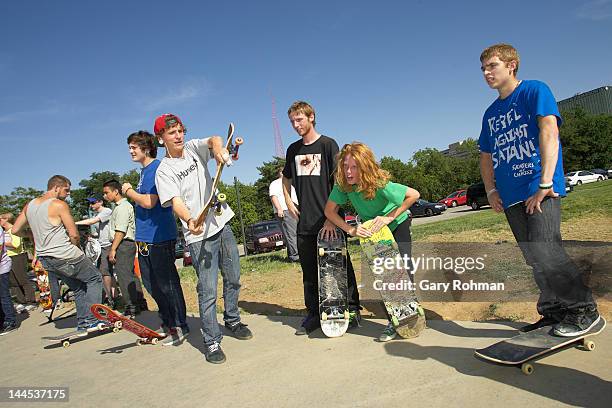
left=1, top=310, right=609, bottom=407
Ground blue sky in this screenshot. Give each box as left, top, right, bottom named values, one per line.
left=1, top=0, right=611, bottom=195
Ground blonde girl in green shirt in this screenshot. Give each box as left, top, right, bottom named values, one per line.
left=324, top=142, right=420, bottom=341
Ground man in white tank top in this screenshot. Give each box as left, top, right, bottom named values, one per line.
left=12, top=175, right=103, bottom=333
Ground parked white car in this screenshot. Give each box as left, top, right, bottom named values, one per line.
left=565, top=171, right=604, bottom=186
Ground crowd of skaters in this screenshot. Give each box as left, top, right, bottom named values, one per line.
left=0, top=44, right=601, bottom=365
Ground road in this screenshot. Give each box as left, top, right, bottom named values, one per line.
left=410, top=204, right=488, bottom=226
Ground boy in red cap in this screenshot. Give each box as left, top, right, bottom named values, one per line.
left=153, top=114, right=252, bottom=364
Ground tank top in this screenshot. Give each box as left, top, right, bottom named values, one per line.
left=26, top=198, right=83, bottom=259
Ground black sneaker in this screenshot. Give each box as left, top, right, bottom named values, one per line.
left=348, top=310, right=362, bottom=329
left=553, top=308, right=600, bottom=337
left=295, top=314, right=319, bottom=336
left=225, top=322, right=253, bottom=340
left=519, top=316, right=558, bottom=332
left=0, top=322, right=18, bottom=336
left=205, top=342, right=226, bottom=364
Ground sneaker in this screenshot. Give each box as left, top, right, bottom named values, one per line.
left=519, top=316, right=559, bottom=333
left=225, top=322, right=253, bottom=340
left=554, top=308, right=600, bottom=337
left=0, top=323, right=18, bottom=336
left=156, top=324, right=171, bottom=337
left=205, top=342, right=226, bottom=364
left=76, top=321, right=107, bottom=336
left=24, top=304, right=37, bottom=312
left=15, top=304, right=26, bottom=313
left=295, top=314, right=319, bottom=336
left=161, top=326, right=190, bottom=346
left=378, top=323, right=397, bottom=342
left=349, top=310, right=362, bottom=329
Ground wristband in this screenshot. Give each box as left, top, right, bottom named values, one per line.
left=539, top=182, right=553, bottom=189
left=486, top=188, right=497, bottom=197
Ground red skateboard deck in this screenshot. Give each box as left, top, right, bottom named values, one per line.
left=90, top=304, right=165, bottom=345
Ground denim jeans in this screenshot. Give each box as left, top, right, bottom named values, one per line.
left=188, top=225, right=241, bottom=346
left=138, top=240, right=187, bottom=330
left=0, top=273, right=16, bottom=325
left=38, top=255, right=103, bottom=328
left=276, top=211, right=299, bottom=261
left=504, top=197, right=596, bottom=315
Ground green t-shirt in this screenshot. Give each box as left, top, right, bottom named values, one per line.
left=328, top=182, right=409, bottom=231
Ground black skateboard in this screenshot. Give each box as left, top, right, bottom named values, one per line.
left=42, top=322, right=119, bottom=348
left=317, top=227, right=349, bottom=337
left=475, top=317, right=606, bottom=375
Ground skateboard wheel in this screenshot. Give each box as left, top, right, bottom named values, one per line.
left=62, top=340, right=70, bottom=348
left=217, top=193, right=227, bottom=203
left=318, top=248, right=325, bottom=257
left=136, top=339, right=143, bottom=346
left=235, top=137, right=244, bottom=145
left=151, top=338, right=159, bottom=345
left=521, top=363, right=534, bottom=375
left=391, top=316, right=399, bottom=327
left=321, top=312, right=328, bottom=321
left=112, top=327, right=120, bottom=333
left=417, top=306, right=425, bottom=317
left=583, top=340, right=595, bottom=351
left=115, top=321, right=123, bottom=329
left=97, top=322, right=106, bottom=331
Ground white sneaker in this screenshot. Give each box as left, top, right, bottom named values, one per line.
left=24, top=304, right=37, bottom=312
left=15, top=304, right=26, bottom=313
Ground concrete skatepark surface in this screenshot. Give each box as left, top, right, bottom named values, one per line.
left=1, top=309, right=610, bottom=407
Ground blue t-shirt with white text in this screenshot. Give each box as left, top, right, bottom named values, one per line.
left=135, top=159, right=178, bottom=243
left=478, top=80, right=566, bottom=208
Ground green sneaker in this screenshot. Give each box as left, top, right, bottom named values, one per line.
left=379, top=323, right=397, bottom=342
left=349, top=310, right=362, bottom=328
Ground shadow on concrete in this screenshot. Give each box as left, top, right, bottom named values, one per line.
left=384, top=331, right=609, bottom=407
left=425, top=319, right=520, bottom=339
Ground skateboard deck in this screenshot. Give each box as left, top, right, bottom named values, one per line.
left=42, top=322, right=118, bottom=348
left=475, top=317, right=606, bottom=375
left=195, top=123, right=243, bottom=228
left=90, top=303, right=165, bottom=345
left=33, top=258, right=53, bottom=311
left=360, top=220, right=425, bottom=339
left=317, top=227, right=349, bottom=337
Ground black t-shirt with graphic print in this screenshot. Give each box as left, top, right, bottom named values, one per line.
left=283, top=135, right=342, bottom=236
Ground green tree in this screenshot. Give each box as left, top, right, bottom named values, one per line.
left=560, top=108, right=612, bottom=171
left=0, top=187, right=43, bottom=216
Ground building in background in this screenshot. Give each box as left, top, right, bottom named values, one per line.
left=558, top=85, right=612, bottom=115
left=440, top=141, right=471, bottom=159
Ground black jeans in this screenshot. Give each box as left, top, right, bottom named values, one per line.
left=504, top=197, right=596, bottom=315
left=137, top=240, right=187, bottom=329
left=297, top=234, right=360, bottom=316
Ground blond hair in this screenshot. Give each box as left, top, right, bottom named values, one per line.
left=336, top=142, right=390, bottom=200
left=480, top=43, right=520, bottom=76
left=287, top=101, right=316, bottom=127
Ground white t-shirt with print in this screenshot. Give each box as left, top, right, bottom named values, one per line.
left=156, top=138, right=234, bottom=245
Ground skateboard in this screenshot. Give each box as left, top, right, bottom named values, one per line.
left=33, top=258, right=53, bottom=311
left=195, top=123, right=243, bottom=228
left=359, top=220, right=426, bottom=339
left=317, top=227, right=350, bottom=337
left=474, top=317, right=606, bottom=375
left=42, top=322, right=118, bottom=348
left=90, top=303, right=165, bottom=345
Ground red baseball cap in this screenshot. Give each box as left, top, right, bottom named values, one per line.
left=154, top=113, right=184, bottom=135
